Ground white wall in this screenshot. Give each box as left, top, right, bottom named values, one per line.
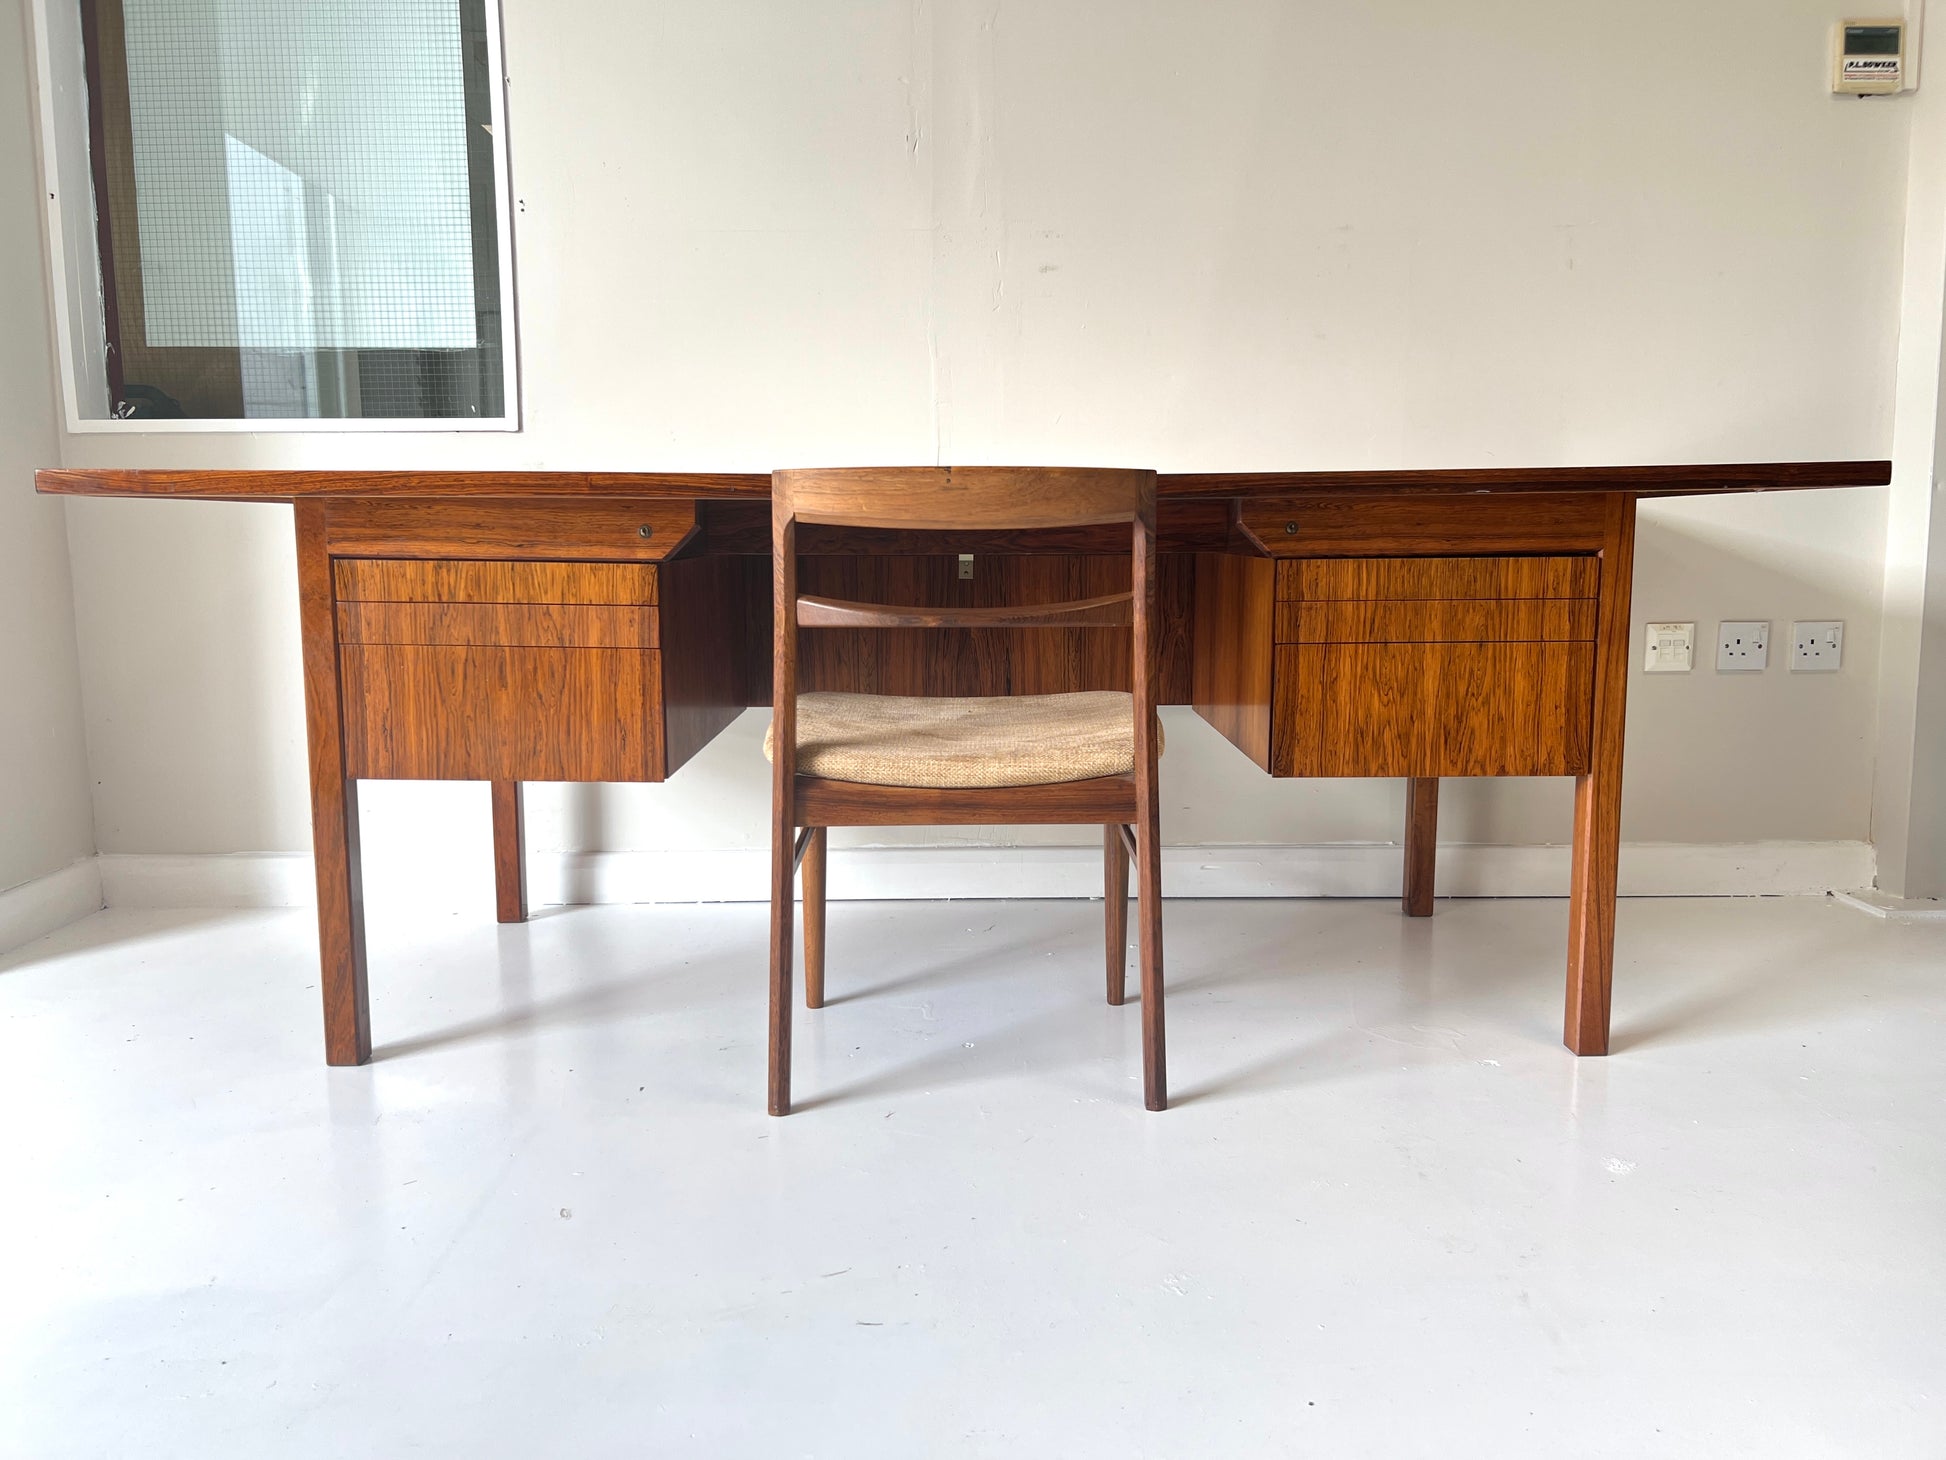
left=45, top=0, right=1908, bottom=873
left=1873, top=6, right=1946, bottom=903
left=1, top=0, right=93, bottom=894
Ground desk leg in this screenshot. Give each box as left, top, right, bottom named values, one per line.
left=491, top=780, right=527, bottom=923
left=295, top=504, right=371, bottom=1066
left=802, top=827, right=827, bottom=1009
left=1565, top=495, right=1636, bottom=1056
left=1403, top=778, right=1438, bottom=917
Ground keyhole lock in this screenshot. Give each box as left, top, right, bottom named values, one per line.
left=1284, top=521, right=1298, bottom=535
left=637, top=524, right=655, bottom=539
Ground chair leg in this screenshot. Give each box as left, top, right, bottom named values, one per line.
left=1135, top=814, right=1166, bottom=1111
left=803, top=827, right=827, bottom=1009
left=769, top=820, right=797, bottom=1117
left=1104, top=825, right=1129, bottom=1006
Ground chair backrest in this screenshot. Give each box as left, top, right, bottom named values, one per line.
left=769, top=465, right=1162, bottom=774
left=774, top=466, right=1152, bottom=531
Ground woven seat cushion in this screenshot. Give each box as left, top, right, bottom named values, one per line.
left=763, top=690, right=1162, bottom=789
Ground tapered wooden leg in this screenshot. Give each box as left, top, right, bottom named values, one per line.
left=802, top=827, right=827, bottom=1009
left=295, top=504, right=370, bottom=1066
left=769, top=818, right=797, bottom=1115
left=1104, top=825, right=1129, bottom=1006
left=1566, top=771, right=1622, bottom=1053
left=1566, top=495, right=1636, bottom=1056
left=491, top=780, right=527, bottom=924
left=1403, top=777, right=1438, bottom=918
left=1135, top=818, right=1166, bottom=1110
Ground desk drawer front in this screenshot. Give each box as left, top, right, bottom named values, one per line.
left=340, top=644, right=663, bottom=782
left=335, top=560, right=657, bottom=606
left=1269, top=554, right=1597, bottom=777
left=334, top=558, right=667, bottom=782
left=1275, top=598, right=1595, bottom=644
left=1273, top=642, right=1594, bottom=777
left=322, top=500, right=696, bottom=561
left=338, top=602, right=659, bottom=649
left=1275, top=556, right=1596, bottom=601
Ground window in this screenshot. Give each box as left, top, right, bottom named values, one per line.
left=35, top=0, right=516, bottom=430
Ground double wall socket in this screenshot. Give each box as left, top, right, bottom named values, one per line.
left=1716, top=621, right=1770, bottom=672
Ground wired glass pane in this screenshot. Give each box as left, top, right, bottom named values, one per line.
left=82, top=0, right=505, bottom=421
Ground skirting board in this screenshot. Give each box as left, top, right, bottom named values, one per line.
left=83, top=840, right=1877, bottom=912
left=0, top=858, right=105, bottom=956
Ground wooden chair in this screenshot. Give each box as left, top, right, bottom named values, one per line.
left=766, top=466, right=1167, bottom=1115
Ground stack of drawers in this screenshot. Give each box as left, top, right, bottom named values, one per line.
left=1271, top=556, right=1598, bottom=777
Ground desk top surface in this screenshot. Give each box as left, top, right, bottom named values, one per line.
left=35, top=460, right=1890, bottom=503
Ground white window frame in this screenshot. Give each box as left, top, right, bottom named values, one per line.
left=29, top=0, right=521, bottom=434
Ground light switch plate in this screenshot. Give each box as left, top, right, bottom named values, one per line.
left=1716, top=620, right=1770, bottom=672
left=1792, top=620, right=1844, bottom=672
left=1644, top=621, right=1694, bottom=672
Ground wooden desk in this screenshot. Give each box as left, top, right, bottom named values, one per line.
left=37, top=461, right=1888, bottom=1067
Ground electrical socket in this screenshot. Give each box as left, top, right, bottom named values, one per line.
left=1791, top=620, right=1844, bottom=672
left=1716, top=620, right=1770, bottom=672
left=1643, top=622, right=1694, bottom=672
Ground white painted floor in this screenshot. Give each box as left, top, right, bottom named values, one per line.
left=1, top=892, right=1941, bottom=1458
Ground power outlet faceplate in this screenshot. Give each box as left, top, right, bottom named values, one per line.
left=1716, top=620, right=1770, bottom=672
left=1792, top=621, right=1845, bottom=672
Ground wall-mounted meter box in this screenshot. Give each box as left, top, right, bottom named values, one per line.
left=1833, top=20, right=1906, bottom=93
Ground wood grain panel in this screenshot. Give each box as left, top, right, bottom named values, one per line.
left=659, top=553, right=757, bottom=777
left=797, top=591, right=1132, bottom=630
left=337, top=602, right=659, bottom=649
left=776, top=466, right=1151, bottom=530
left=785, top=554, right=1193, bottom=704
left=1275, top=598, right=1596, bottom=644
left=334, top=560, right=657, bottom=606
left=36, top=460, right=1891, bottom=503
left=1277, top=556, right=1598, bottom=601
left=697, top=499, right=1231, bottom=556
left=1191, top=551, right=1275, bottom=771
left=794, top=774, right=1138, bottom=826
left=339, top=645, right=663, bottom=782
left=322, top=499, right=697, bottom=560
left=1243, top=495, right=1608, bottom=556
left=1272, top=641, right=1594, bottom=778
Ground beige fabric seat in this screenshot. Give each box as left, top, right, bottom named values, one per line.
left=763, top=690, right=1164, bottom=789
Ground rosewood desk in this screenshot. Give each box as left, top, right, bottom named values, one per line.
left=36, top=461, right=1888, bottom=1067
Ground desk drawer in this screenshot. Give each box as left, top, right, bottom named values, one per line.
left=1275, top=556, right=1596, bottom=601
left=338, top=603, right=659, bottom=649
left=322, top=499, right=696, bottom=561
left=1272, top=641, right=1594, bottom=776
left=334, top=558, right=666, bottom=782
left=334, top=559, right=657, bottom=605
left=339, top=644, right=663, bottom=781
left=1275, top=598, right=1594, bottom=644
left=1270, top=555, right=1596, bottom=777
